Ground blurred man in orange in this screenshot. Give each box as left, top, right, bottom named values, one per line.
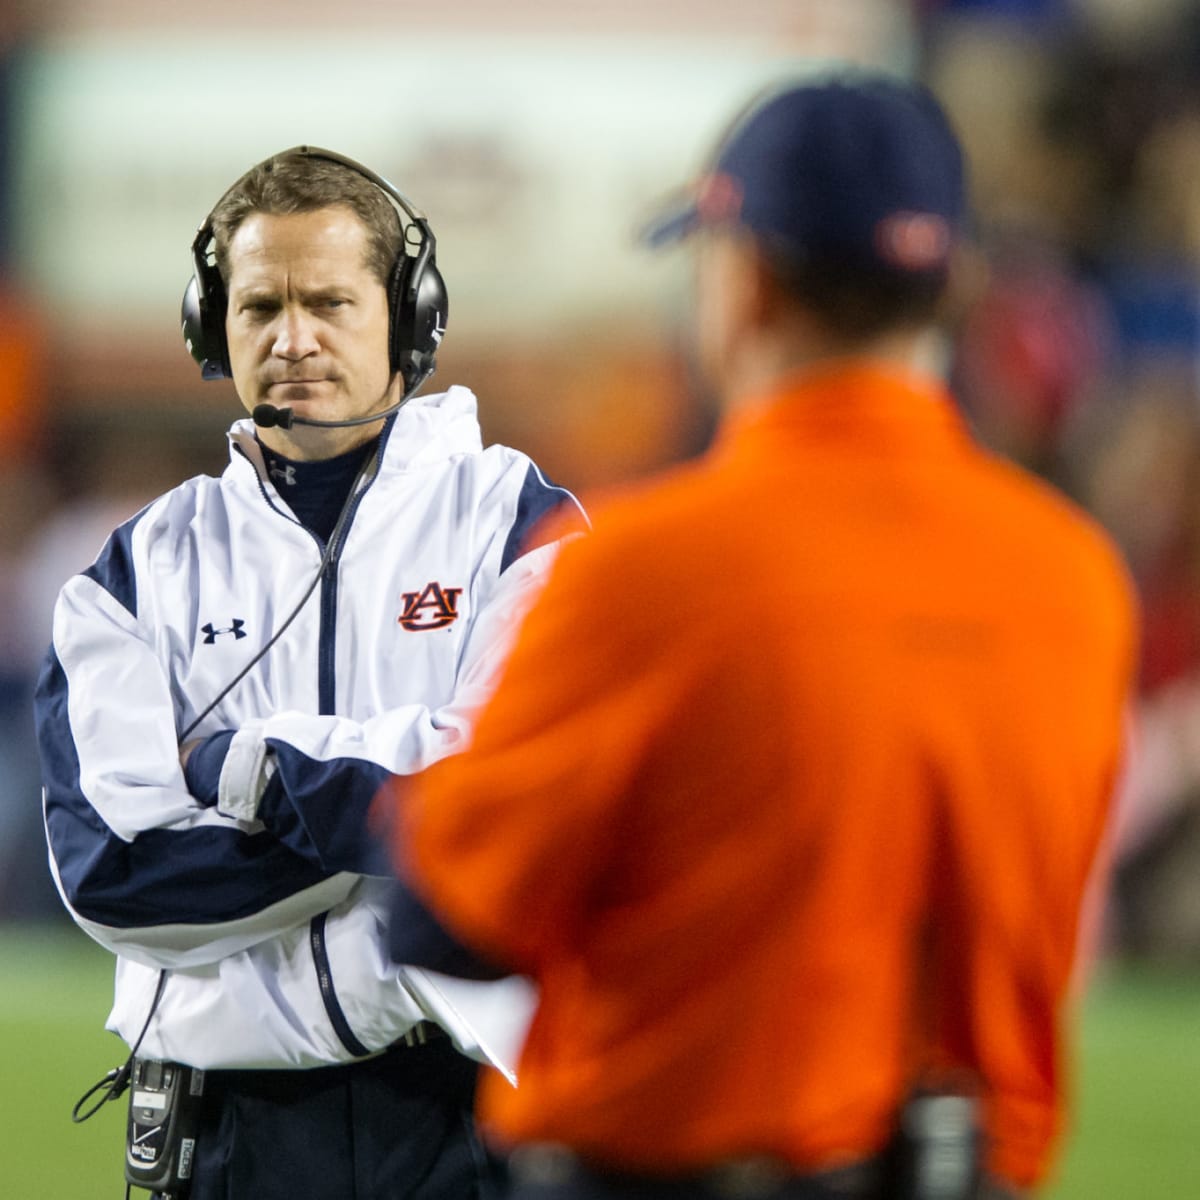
left=380, top=72, right=1137, bottom=1200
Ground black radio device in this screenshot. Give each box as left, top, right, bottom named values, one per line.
left=124, top=1057, right=205, bottom=1196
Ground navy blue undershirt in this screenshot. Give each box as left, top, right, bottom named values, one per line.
left=259, top=436, right=378, bottom=543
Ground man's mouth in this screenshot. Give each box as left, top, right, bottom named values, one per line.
left=264, top=379, right=334, bottom=399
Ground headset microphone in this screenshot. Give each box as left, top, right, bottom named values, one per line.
left=251, top=366, right=433, bottom=430
left=251, top=404, right=294, bottom=429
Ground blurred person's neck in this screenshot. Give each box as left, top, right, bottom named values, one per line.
left=723, top=324, right=951, bottom=414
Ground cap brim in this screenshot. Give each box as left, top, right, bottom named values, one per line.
left=637, top=191, right=701, bottom=248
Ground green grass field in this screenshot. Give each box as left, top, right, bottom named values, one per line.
left=2, top=923, right=1197, bottom=1198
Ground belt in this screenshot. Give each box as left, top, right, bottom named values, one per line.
left=509, top=1146, right=882, bottom=1200
left=396, top=1019, right=447, bottom=1049
left=508, top=1145, right=1029, bottom=1200
left=200, top=1021, right=453, bottom=1099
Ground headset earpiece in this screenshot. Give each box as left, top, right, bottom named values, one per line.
left=388, top=217, right=448, bottom=391
left=182, top=147, right=446, bottom=393
left=181, top=238, right=232, bottom=380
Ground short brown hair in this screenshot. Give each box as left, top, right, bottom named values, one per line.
left=210, top=151, right=403, bottom=286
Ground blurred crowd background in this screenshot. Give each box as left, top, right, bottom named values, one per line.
left=1, top=0, right=1198, bottom=966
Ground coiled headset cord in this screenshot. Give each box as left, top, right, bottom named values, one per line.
left=72, top=967, right=168, bottom=1125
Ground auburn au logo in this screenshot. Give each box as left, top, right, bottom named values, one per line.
left=399, top=582, right=463, bottom=631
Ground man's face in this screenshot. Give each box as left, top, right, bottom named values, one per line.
left=224, top=206, right=395, bottom=459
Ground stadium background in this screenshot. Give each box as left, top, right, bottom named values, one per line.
left=0, top=0, right=1197, bottom=1194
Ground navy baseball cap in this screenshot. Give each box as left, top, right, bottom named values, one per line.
left=642, top=73, right=968, bottom=277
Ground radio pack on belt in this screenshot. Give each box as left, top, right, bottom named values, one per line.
left=882, top=1087, right=983, bottom=1200
left=125, top=1058, right=205, bottom=1197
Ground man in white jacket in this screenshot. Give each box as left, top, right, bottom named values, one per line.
left=35, top=146, right=585, bottom=1200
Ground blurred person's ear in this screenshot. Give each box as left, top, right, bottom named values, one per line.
left=692, top=228, right=770, bottom=401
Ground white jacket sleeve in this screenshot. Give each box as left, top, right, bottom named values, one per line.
left=37, top=542, right=358, bottom=971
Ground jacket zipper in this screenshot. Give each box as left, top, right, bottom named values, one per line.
left=309, top=913, right=372, bottom=1057
left=239, top=432, right=390, bottom=1058
left=308, top=442, right=385, bottom=1058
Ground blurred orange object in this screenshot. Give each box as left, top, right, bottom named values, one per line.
left=393, top=360, right=1137, bottom=1190
left=0, top=283, right=47, bottom=465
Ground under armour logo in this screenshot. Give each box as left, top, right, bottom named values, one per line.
left=269, top=464, right=297, bottom=487
left=399, top=582, right=463, bottom=631
left=202, top=619, right=248, bottom=644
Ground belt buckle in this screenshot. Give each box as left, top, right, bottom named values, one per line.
left=401, top=1022, right=430, bottom=1048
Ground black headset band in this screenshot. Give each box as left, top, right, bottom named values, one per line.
left=183, top=145, right=447, bottom=387
left=190, top=144, right=431, bottom=277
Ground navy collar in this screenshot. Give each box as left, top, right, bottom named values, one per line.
left=258, top=436, right=379, bottom=542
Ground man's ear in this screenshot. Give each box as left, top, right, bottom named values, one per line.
left=744, top=237, right=791, bottom=327
left=703, top=229, right=773, bottom=331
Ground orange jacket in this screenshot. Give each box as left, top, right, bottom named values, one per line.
left=395, top=361, right=1137, bottom=1188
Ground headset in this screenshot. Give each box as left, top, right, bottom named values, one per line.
left=180, top=145, right=448, bottom=427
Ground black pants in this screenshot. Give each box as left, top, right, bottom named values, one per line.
left=186, top=1035, right=504, bottom=1200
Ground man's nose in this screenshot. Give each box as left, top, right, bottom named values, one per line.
left=271, top=307, right=320, bottom=360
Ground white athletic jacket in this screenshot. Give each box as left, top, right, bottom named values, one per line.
left=36, top=386, right=584, bottom=1077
